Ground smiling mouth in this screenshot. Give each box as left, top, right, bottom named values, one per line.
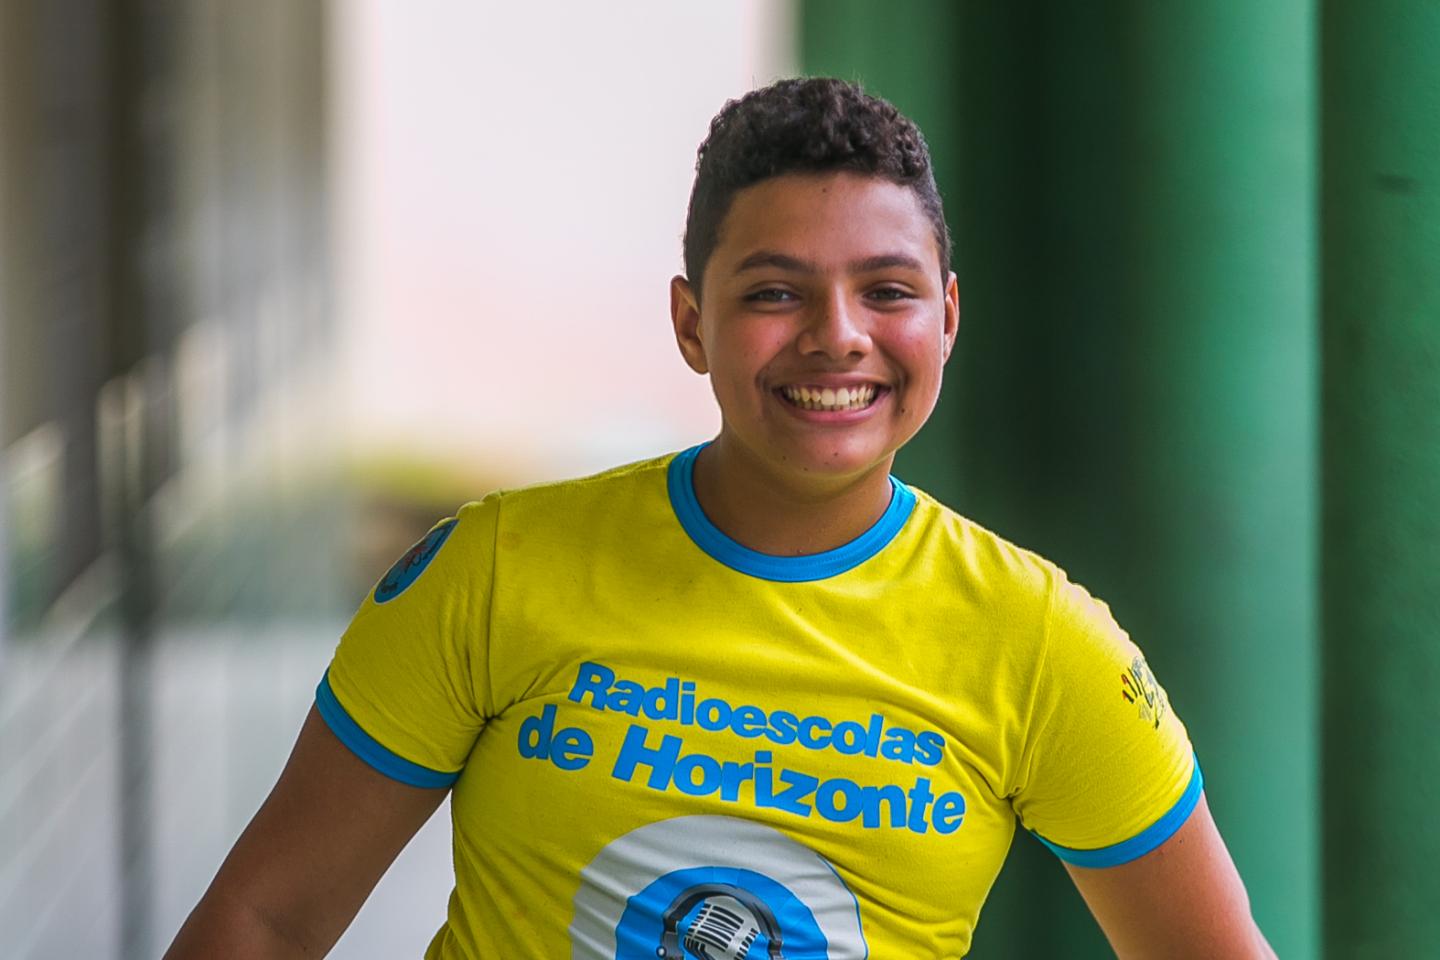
left=778, top=383, right=882, bottom=412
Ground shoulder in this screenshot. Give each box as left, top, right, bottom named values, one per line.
left=483, top=451, right=674, bottom=518
left=896, top=485, right=1149, bottom=690
left=459, top=451, right=680, bottom=563
left=899, top=483, right=1065, bottom=612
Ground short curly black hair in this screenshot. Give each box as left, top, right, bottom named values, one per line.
left=683, top=76, right=951, bottom=298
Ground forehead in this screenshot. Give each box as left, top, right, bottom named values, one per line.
left=710, top=173, right=938, bottom=273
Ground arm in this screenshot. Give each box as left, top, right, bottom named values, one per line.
left=1064, top=794, right=1275, bottom=960
left=163, top=705, right=448, bottom=959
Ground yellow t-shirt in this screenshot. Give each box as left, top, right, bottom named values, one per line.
left=319, top=446, right=1199, bottom=959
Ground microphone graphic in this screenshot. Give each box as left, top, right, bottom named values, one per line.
left=657, top=883, right=785, bottom=960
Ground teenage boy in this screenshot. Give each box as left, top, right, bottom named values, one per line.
left=166, top=78, right=1274, bottom=959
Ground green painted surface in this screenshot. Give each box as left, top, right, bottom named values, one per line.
left=801, top=0, right=968, bottom=508
left=803, top=3, right=1317, bottom=956
left=1321, top=2, right=1440, bottom=955
left=1122, top=8, right=1318, bottom=958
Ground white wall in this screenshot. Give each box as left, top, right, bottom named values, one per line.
left=332, top=0, right=797, bottom=479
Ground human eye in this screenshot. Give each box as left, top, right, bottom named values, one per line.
left=866, top=284, right=916, bottom=303
left=742, top=287, right=797, bottom=304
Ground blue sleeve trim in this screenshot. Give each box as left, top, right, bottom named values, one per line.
left=314, top=671, right=461, bottom=789
left=1034, top=755, right=1204, bottom=868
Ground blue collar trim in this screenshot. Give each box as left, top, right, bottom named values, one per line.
left=666, top=443, right=916, bottom=583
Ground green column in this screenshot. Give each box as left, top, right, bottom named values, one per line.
left=802, top=0, right=968, bottom=506
left=1321, top=2, right=1440, bottom=954
left=803, top=3, right=1318, bottom=957
left=1123, top=7, right=1318, bottom=958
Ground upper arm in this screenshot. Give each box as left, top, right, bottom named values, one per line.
left=1013, top=571, right=1198, bottom=861
left=165, top=706, right=449, bottom=957
left=1009, top=571, right=1271, bottom=956
left=169, top=501, right=499, bottom=956
left=1065, top=794, right=1274, bottom=960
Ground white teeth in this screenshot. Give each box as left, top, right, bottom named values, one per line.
left=781, top=384, right=877, bottom=411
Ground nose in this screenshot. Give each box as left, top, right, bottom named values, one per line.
left=797, top=289, right=871, bottom=360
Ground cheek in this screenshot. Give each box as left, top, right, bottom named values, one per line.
left=707, top=347, right=767, bottom=408
left=884, top=330, right=947, bottom=421
left=712, top=327, right=788, bottom=380
left=892, top=329, right=946, bottom=383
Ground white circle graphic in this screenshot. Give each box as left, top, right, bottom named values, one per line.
left=570, top=815, right=867, bottom=959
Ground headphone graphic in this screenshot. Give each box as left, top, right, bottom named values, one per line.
left=656, top=882, right=786, bottom=960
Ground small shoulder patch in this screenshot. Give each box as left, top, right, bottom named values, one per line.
left=1120, top=655, right=1168, bottom=730
left=374, top=518, right=459, bottom=604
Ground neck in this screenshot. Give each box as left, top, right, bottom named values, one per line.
left=690, top=436, right=896, bottom=556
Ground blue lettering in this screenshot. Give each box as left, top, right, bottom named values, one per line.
left=906, top=777, right=937, bottom=834
left=674, top=753, right=722, bottom=796
left=551, top=726, right=593, bottom=771
left=880, top=728, right=916, bottom=763
left=753, top=755, right=775, bottom=805
left=764, top=711, right=799, bottom=746
left=798, top=715, right=832, bottom=750
left=933, top=791, right=966, bottom=834
left=767, top=769, right=817, bottom=816
left=915, top=730, right=946, bottom=766
left=861, top=784, right=909, bottom=829
left=697, top=697, right=731, bottom=731
left=609, top=679, right=644, bottom=716
left=517, top=704, right=591, bottom=771
left=679, top=682, right=696, bottom=724
left=517, top=704, right=556, bottom=759
left=832, top=721, right=868, bottom=755
left=642, top=677, right=681, bottom=721
left=730, top=704, right=767, bottom=738
left=568, top=662, right=614, bottom=707
left=611, top=724, right=681, bottom=791
left=864, top=713, right=885, bottom=757
left=814, top=777, right=864, bottom=822
left=719, top=760, right=755, bottom=801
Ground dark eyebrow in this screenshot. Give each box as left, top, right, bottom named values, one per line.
left=734, top=251, right=817, bottom=274
left=733, top=250, right=929, bottom=276
left=849, top=253, right=928, bottom=273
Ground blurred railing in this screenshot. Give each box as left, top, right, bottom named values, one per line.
left=1, top=3, right=338, bottom=957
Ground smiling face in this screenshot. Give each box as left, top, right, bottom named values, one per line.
left=672, top=172, right=959, bottom=491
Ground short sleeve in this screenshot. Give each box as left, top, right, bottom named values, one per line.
left=1011, top=569, right=1201, bottom=867
left=316, top=494, right=500, bottom=787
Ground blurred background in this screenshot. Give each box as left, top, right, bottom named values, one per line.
left=1, top=1, right=1435, bottom=958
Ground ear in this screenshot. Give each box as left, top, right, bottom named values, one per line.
left=670, top=275, right=709, bottom=374
left=941, top=271, right=960, bottom=363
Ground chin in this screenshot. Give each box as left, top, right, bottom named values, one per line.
left=772, top=438, right=896, bottom=480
